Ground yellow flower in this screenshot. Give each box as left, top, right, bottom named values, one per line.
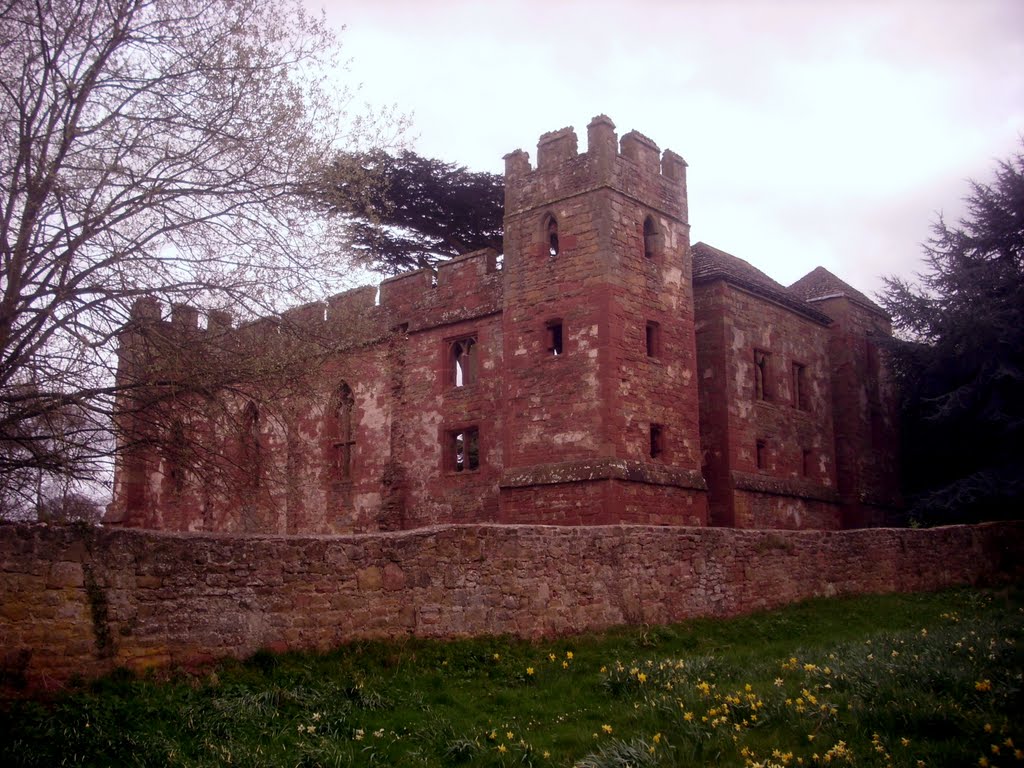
left=979, top=758, right=989, bottom=768
left=549, top=653, right=556, bottom=662
left=683, top=711, right=694, bottom=722
left=506, top=731, right=514, bottom=740
left=489, top=730, right=496, bottom=740
left=775, top=677, right=784, bottom=687
left=902, top=738, right=911, bottom=747
left=993, top=745, right=1002, bottom=755
left=566, top=651, right=574, bottom=660
left=600, top=665, right=607, bottom=673
left=562, top=661, right=569, bottom=669
left=808, top=734, right=816, bottom=742
left=985, top=724, right=995, bottom=733
left=976, top=679, right=993, bottom=692
left=653, top=733, right=661, bottom=744
left=493, top=653, right=501, bottom=661
left=543, top=751, right=551, bottom=759
left=602, top=724, right=613, bottom=734
left=526, top=667, right=535, bottom=676
left=498, top=744, right=507, bottom=754
left=637, top=672, right=647, bottom=683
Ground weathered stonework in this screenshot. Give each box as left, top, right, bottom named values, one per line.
left=2, top=521, right=1020, bottom=693
left=104, top=116, right=900, bottom=534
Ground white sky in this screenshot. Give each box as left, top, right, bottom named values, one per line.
left=312, top=0, right=1023, bottom=299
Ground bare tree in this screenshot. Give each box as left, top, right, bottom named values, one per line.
left=0, top=0, right=401, bottom=514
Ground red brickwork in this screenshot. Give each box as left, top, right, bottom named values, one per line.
left=2, top=521, right=1021, bottom=694
left=105, top=116, right=899, bottom=533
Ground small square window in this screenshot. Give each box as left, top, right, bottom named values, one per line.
left=449, top=336, right=477, bottom=387
left=448, top=427, right=480, bottom=472
left=546, top=320, right=563, bottom=356
left=649, top=424, right=665, bottom=459
left=645, top=321, right=661, bottom=358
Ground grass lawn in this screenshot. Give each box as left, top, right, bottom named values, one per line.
left=1, top=587, right=1021, bottom=767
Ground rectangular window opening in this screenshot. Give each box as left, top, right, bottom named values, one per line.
left=754, top=349, right=771, bottom=401
left=801, top=448, right=812, bottom=478
left=646, top=321, right=661, bottom=358
left=649, top=424, right=664, bottom=459
left=546, top=320, right=564, bottom=356
left=792, top=362, right=808, bottom=410
left=450, top=427, right=480, bottom=472
left=756, top=439, right=767, bottom=470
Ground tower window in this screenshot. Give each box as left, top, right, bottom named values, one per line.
left=450, top=336, right=477, bottom=387
left=649, top=424, right=665, bottom=459
left=448, top=427, right=480, bottom=472
left=546, top=320, right=563, bottom=356
left=756, top=439, right=768, bottom=470
left=754, top=349, right=771, bottom=401
left=545, top=214, right=559, bottom=257
left=645, top=321, right=661, bottom=357
left=792, top=362, right=808, bottom=410
left=801, top=448, right=812, bottom=478
left=643, top=216, right=658, bottom=259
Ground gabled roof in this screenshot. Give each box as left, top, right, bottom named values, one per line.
left=788, top=266, right=889, bottom=318
left=691, top=242, right=833, bottom=326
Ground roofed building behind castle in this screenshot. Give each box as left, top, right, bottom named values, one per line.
left=105, top=116, right=901, bottom=534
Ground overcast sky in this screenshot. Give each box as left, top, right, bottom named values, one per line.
left=311, top=0, right=1023, bottom=299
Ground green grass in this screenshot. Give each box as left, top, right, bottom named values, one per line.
left=2, top=588, right=1022, bottom=767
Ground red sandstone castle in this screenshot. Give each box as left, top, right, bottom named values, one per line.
left=105, top=116, right=900, bottom=534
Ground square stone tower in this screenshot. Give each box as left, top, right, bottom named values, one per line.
left=497, top=116, right=708, bottom=524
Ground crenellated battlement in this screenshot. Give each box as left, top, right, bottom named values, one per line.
left=503, top=115, right=688, bottom=221
left=378, top=248, right=503, bottom=331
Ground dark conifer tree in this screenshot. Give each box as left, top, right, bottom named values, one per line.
left=318, top=150, right=505, bottom=275
left=880, top=144, right=1024, bottom=523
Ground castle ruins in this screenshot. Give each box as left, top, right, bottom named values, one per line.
left=105, top=116, right=901, bottom=534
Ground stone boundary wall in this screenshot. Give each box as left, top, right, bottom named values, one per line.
left=2, top=521, right=1022, bottom=694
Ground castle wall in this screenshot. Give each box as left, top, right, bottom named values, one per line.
left=104, top=117, right=898, bottom=534
left=695, top=281, right=840, bottom=529
left=3, top=520, right=1021, bottom=694
left=811, top=296, right=901, bottom=526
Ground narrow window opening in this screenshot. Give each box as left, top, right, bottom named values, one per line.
left=756, top=439, right=767, bottom=470
left=546, top=320, right=563, bottom=356
left=450, top=427, right=480, bottom=472
left=240, top=401, right=260, bottom=489
left=331, top=383, right=355, bottom=481
left=649, top=424, right=664, bottom=459
left=646, top=321, right=661, bottom=357
left=451, top=337, right=477, bottom=387
left=792, top=362, right=808, bottom=410
left=546, top=215, right=559, bottom=257
left=801, top=448, right=812, bottom=478
left=754, top=349, right=771, bottom=401
left=643, top=216, right=657, bottom=259
left=166, top=420, right=186, bottom=495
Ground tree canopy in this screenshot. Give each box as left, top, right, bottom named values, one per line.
left=319, top=150, right=504, bottom=275
left=0, top=0, right=391, bottom=513
left=880, top=143, right=1024, bottom=524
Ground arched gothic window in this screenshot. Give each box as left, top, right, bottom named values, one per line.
left=643, top=216, right=658, bottom=259
left=329, top=383, right=355, bottom=481
left=544, top=214, right=559, bottom=257
left=240, top=401, right=260, bottom=488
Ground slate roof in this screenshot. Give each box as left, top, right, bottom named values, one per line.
left=788, top=266, right=889, bottom=318
left=691, top=242, right=833, bottom=326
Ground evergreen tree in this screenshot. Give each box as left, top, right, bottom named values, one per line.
left=880, top=144, right=1024, bottom=523
left=320, top=150, right=504, bottom=275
